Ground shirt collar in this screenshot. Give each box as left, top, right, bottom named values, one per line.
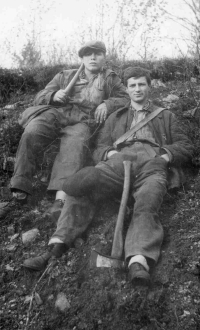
left=79, top=68, right=105, bottom=80
left=129, top=100, right=151, bottom=113
left=79, top=70, right=87, bottom=80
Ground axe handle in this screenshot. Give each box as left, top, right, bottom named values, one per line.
left=63, top=63, right=84, bottom=94
left=111, top=160, right=131, bottom=259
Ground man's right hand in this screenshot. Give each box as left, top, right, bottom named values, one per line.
left=53, top=90, right=69, bottom=103
left=107, top=150, right=119, bottom=159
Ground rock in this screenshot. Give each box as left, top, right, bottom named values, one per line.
left=163, top=94, right=179, bottom=103
left=3, top=156, right=16, bottom=172
left=55, top=293, right=70, bottom=312
left=47, top=294, right=54, bottom=301
left=191, top=77, right=197, bottom=83
left=10, top=233, right=19, bottom=241
left=74, top=238, right=84, bottom=248
left=151, top=79, right=166, bottom=88
left=180, top=310, right=190, bottom=318
left=183, top=108, right=197, bottom=118
left=40, top=176, right=48, bottom=183
left=6, top=244, right=17, bottom=251
left=0, top=202, right=9, bottom=209
left=5, top=264, right=14, bottom=271
left=22, top=228, right=40, bottom=245
left=4, top=102, right=22, bottom=110
left=24, top=295, right=32, bottom=304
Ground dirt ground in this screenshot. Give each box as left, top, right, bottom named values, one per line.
left=1, top=80, right=200, bottom=330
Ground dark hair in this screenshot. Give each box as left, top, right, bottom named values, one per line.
left=123, top=67, right=151, bottom=86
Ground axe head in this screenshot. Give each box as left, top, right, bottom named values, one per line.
left=90, top=250, right=125, bottom=269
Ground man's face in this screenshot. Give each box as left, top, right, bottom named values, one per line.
left=82, top=49, right=105, bottom=73
left=126, top=76, right=150, bottom=104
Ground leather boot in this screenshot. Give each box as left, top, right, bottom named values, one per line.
left=23, top=243, right=68, bottom=271
left=46, top=199, right=65, bottom=222
left=129, top=262, right=150, bottom=286
left=0, top=192, right=28, bottom=220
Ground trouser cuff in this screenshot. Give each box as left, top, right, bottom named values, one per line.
left=128, top=255, right=150, bottom=272
left=10, top=176, right=32, bottom=195
left=48, top=237, right=64, bottom=245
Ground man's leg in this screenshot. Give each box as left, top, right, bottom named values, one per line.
left=125, top=158, right=168, bottom=283
left=10, top=109, right=61, bottom=195
left=23, top=164, right=124, bottom=271
left=50, top=164, right=125, bottom=244
left=47, top=123, right=92, bottom=220
left=48, top=123, right=92, bottom=191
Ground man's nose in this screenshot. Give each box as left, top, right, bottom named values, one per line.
left=90, top=53, right=96, bottom=59
left=135, top=84, right=140, bottom=91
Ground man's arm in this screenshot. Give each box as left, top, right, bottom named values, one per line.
left=93, top=116, right=116, bottom=164
left=161, top=111, right=194, bottom=165
left=94, top=72, right=129, bottom=124
left=104, top=73, right=129, bottom=115
left=33, top=70, right=74, bottom=106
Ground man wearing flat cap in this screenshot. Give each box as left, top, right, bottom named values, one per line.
left=24, top=66, right=193, bottom=285
left=1, top=41, right=128, bottom=221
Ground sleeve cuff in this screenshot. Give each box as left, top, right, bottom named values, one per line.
left=103, top=147, right=115, bottom=160
left=103, top=100, right=112, bottom=114
left=160, top=147, right=173, bottom=162
left=49, top=92, right=57, bottom=105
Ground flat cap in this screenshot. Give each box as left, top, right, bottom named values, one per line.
left=78, top=41, right=106, bottom=58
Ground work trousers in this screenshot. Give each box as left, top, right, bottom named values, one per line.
left=51, top=142, right=168, bottom=264
left=10, top=108, right=91, bottom=194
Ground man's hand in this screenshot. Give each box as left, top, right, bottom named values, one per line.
left=95, top=103, right=108, bottom=124
left=53, top=90, right=69, bottom=103
left=160, top=154, right=170, bottom=162
left=107, top=150, right=119, bottom=159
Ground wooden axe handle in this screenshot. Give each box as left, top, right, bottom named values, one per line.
left=111, top=160, right=131, bottom=259
left=63, top=63, right=84, bottom=94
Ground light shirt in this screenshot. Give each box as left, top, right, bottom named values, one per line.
left=127, top=101, right=156, bottom=143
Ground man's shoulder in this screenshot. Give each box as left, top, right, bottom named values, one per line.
left=58, top=69, right=77, bottom=76
left=107, top=102, right=130, bottom=121
left=150, top=102, right=172, bottom=118
left=104, top=68, right=120, bottom=79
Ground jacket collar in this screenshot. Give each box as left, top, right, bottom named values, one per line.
left=116, top=100, right=155, bottom=117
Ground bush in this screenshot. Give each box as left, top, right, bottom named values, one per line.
left=0, top=57, right=198, bottom=105
left=0, top=68, right=37, bottom=105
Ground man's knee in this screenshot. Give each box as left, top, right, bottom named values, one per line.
left=62, top=166, right=101, bottom=197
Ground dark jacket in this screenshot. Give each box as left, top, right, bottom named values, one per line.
left=34, top=68, right=129, bottom=117
left=93, top=102, right=194, bottom=189
left=19, top=68, right=129, bottom=128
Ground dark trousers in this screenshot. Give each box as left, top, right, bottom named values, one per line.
left=51, top=143, right=168, bottom=264
left=10, top=109, right=91, bottom=194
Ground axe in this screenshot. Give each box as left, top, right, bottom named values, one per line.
left=90, top=160, right=132, bottom=268
left=63, top=62, right=84, bottom=95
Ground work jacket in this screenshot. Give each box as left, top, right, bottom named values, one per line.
left=34, top=68, right=129, bottom=119
left=19, top=68, right=129, bottom=128
left=93, top=102, right=194, bottom=189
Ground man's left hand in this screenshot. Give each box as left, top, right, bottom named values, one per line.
left=95, top=103, right=108, bottom=124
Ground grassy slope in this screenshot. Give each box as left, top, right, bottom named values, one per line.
left=1, top=80, right=200, bottom=330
